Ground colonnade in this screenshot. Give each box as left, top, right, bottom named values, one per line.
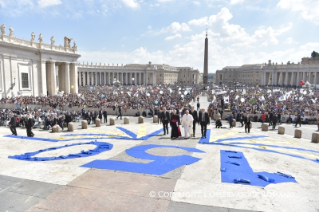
left=44, top=61, right=78, bottom=95
left=77, top=70, right=156, bottom=86
left=264, top=71, right=319, bottom=86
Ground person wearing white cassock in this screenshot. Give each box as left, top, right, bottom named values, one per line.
left=181, top=110, right=193, bottom=139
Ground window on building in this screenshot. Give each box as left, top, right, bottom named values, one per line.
left=22, top=73, right=29, bottom=88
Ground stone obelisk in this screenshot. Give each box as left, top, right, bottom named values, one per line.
left=203, top=30, right=208, bottom=89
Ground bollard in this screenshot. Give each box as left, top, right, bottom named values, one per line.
left=110, top=118, right=115, bottom=125
left=68, top=122, right=74, bottom=132
left=52, top=124, right=60, bottom=133
left=311, top=133, right=319, bottom=143
left=278, top=126, right=285, bottom=135
left=262, top=123, right=268, bottom=131
left=138, top=116, right=144, bottom=124
left=153, top=115, right=158, bottom=123
left=232, top=120, right=236, bottom=127
left=294, top=129, right=302, bottom=138
left=124, top=117, right=129, bottom=124
left=82, top=120, right=88, bottom=129
left=95, top=118, right=101, bottom=127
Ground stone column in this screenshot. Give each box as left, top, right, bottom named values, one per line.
left=139, top=72, right=142, bottom=85
left=145, top=72, right=148, bottom=85
left=309, top=72, right=312, bottom=84
left=31, top=59, right=39, bottom=96
left=58, top=64, right=65, bottom=91
left=121, top=72, right=123, bottom=84
left=40, top=60, right=47, bottom=95
left=64, top=63, right=70, bottom=93
left=90, top=72, right=93, bottom=85
left=70, top=63, right=78, bottom=94
left=314, top=72, right=317, bottom=85
left=83, top=72, right=87, bottom=86
left=291, top=72, right=295, bottom=86
left=296, top=72, right=300, bottom=86
left=46, top=61, right=57, bottom=95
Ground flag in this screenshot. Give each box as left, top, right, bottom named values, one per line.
left=300, top=80, right=305, bottom=86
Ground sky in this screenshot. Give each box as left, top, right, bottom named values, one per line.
left=0, top=0, right=319, bottom=73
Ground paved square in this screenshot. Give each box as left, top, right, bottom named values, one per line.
left=0, top=96, right=319, bottom=212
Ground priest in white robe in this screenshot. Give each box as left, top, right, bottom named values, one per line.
left=181, top=110, right=194, bottom=139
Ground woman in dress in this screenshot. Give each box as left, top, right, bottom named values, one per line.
left=170, top=109, right=181, bottom=139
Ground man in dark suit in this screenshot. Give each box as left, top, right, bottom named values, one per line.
left=98, top=109, right=103, bottom=120
left=197, top=102, right=200, bottom=111
left=103, top=109, right=107, bottom=123
left=65, top=112, right=72, bottom=127
left=25, top=114, right=34, bottom=137
left=189, top=106, right=198, bottom=137
left=198, top=108, right=210, bottom=138
left=58, top=115, right=64, bottom=131
left=86, top=111, right=92, bottom=124
left=9, top=113, right=17, bottom=136
left=244, top=113, right=251, bottom=133
left=160, top=107, right=170, bottom=135
left=117, top=106, right=122, bottom=120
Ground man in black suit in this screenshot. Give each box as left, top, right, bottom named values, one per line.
left=189, top=106, right=198, bottom=137
left=9, top=113, right=17, bottom=136
left=160, top=107, right=170, bottom=135
left=198, top=108, right=210, bottom=138
left=117, top=106, right=122, bottom=120
left=65, top=112, right=72, bottom=127
left=244, top=113, right=251, bottom=133
left=25, top=114, right=34, bottom=137
left=103, top=109, right=107, bottom=123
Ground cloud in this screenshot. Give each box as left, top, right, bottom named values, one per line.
left=148, top=22, right=191, bottom=36
left=157, top=0, right=174, bottom=2
left=229, top=0, right=244, bottom=4
left=38, top=0, right=62, bottom=8
left=188, top=8, right=292, bottom=47
left=277, top=0, right=319, bottom=25
left=165, top=34, right=182, bottom=40
left=284, top=37, right=299, bottom=45
left=121, top=0, right=140, bottom=9
left=193, top=1, right=200, bottom=5
left=188, top=17, right=208, bottom=26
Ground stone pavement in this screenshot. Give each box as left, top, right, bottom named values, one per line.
left=0, top=95, right=318, bottom=212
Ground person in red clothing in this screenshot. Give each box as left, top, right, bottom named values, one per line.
left=261, top=112, right=266, bottom=125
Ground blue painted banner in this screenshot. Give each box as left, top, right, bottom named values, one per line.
left=220, top=150, right=297, bottom=187
left=81, top=144, right=205, bottom=175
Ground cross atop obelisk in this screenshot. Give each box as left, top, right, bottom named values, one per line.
left=203, top=29, right=208, bottom=89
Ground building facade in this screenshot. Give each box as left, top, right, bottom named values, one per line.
left=216, top=58, right=319, bottom=87
left=0, top=25, right=79, bottom=98
left=0, top=24, right=201, bottom=97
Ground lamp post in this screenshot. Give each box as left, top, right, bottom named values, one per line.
left=132, top=77, right=135, bottom=85
left=10, top=78, right=16, bottom=90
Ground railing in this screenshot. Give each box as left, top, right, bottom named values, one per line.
left=0, top=34, right=77, bottom=54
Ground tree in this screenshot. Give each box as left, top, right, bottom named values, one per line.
left=311, top=51, right=319, bottom=58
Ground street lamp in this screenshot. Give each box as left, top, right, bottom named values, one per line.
left=132, top=77, right=135, bottom=85
left=10, top=78, right=16, bottom=90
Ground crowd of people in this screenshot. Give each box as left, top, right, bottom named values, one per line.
left=2, top=83, right=319, bottom=138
